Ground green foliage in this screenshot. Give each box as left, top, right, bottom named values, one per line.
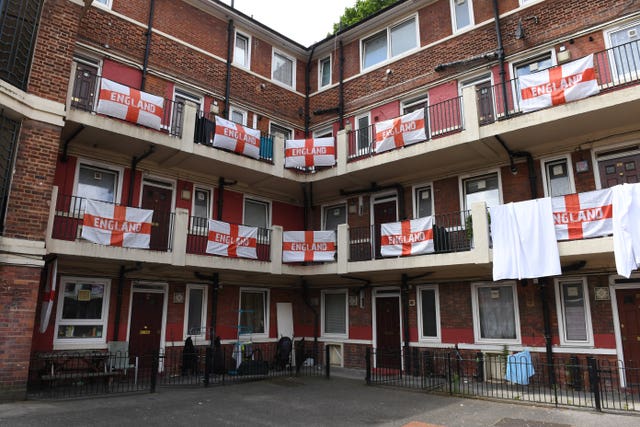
left=332, top=0, right=398, bottom=33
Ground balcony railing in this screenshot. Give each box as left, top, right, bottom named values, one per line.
left=479, top=39, right=640, bottom=125
left=52, top=194, right=175, bottom=252
left=347, top=97, right=463, bottom=162
left=69, top=71, right=183, bottom=137
left=348, top=210, right=472, bottom=262
left=194, top=111, right=274, bottom=163
left=186, top=215, right=271, bottom=261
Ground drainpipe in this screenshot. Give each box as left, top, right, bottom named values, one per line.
left=140, top=0, right=156, bottom=91
left=304, top=45, right=316, bottom=136
left=223, top=19, right=234, bottom=119
left=495, top=136, right=537, bottom=199
left=492, top=0, right=510, bottom=119
left=338, top=40, right=345, bottom=129
left=127, top=145, right=155, bottom=206
left=112, top=263, right=142, bottom=342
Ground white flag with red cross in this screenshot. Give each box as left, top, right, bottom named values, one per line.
left=381, top=216, right=434, bottom=257
left=284, top=138, right=336, bottom=168
left=552, top=188, right=613, bottom=241
left=374, top=108, right=426, bottom=154
left=519, top=54, right=599, bottom=113
left=213, top=116, right=261, bottom=159
left=81, top=199, right=153, bottom=248
left=39, top=258, right=58, bottom=333
left=96, top=78, right=165, bottom=130
left=282, top=231, right=336, bottom=262
left=206, top=219, right=258, bottom=259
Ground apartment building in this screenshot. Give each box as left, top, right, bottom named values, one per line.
left=2, top=0, right=640, bottom=400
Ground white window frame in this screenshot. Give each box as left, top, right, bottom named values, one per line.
left=322, top=202, right=347, bottom=231
left=190, top=185, right=213, bottom=233
left=416, top=285, right=441, bottom=342
left=238, top=288, right=270, bottom=339
left=93, top=0, right=113, bottom=9
left=312, top=125, right=334, bottom=138
left=233, top=30, right=251, bottom=69
left=229, top=106, right=248, bottom=125
left=459, top=169, right=503, bottom=212
left=450, top=0, right=475, bottom=33
left=321, top=289, right=349, bottom=339
left=604, top=20, right=640, bottom=84
left=354, top=112, right=372, bottom=156
left=471, top=282, right=521, bottom=344
left=54, top=276, right=111, bottom=349
left=271, top=49, right=296, bottom=89
left=183, top=284, right=208, bottom=341
left=172, top=88, right=203, bottom=132
left=73, top=159, right=124, bottom=208
left=412, top=183, right=434, bottom=219
left=318, top=55, right=332, bottom=89
left=401, top=94, right=428, bottom=115
left=554, top=277, right=594, bottom=347
left=269, top=121, right=294, bottom=142
left=360, top=15, right=419, bottom=71
left=540, top=155, right=576, bottom=197
left=511, top=50, right=557, bottom=106
left=242, top=196, right=272, bottom=228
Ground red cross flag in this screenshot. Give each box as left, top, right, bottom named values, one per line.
left=213, top=116, right=261, bottom=159
left=81, top=199, right=153, bottom=248
left=519, top=54, right=599, bottom=113
left=284, top=137, right=336, bottom=168
left=96, top=78, right=165, bottom=130
left=552, top=188, right=613, bottom=240
left=282, top=231, right=336, bottom=262
left=374, top=108, right=426, bottom=154
left=39, top=258, right=58, bottom=333
left=206, top=219, right=258, bottom=259
left=381, top=217, right=434, bottom=257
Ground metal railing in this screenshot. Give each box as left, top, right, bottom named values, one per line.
left=52, top=194, right=175, bottom=252
left=186, top=215, right=272, bottom=261
left=347, top=97, right=463, bottom=162
left=0, top=113, right=21, bottom=235
left=365, top=347, right=640, bottom=413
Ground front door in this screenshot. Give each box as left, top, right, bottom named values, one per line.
left=476, top=80, right=495, bottom=124
left=617, top=288, right=640, bottom=387
left=375, top=296, right=401, bottom=370
left=373, top=198, right=397, bottom=258
left=141, top=182, right=173, bottom=251
left=71, top=62, right=98, bottom=112
left=598, top=151, right=640, bottom=188
left=129, top=291, right=164, bottom=372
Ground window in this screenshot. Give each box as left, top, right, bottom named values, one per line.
left=313, top=126, right=333, bottom=138
left=244, top=197, right=270, bottom=231
left=542, top=157, right=574, bottom=197
left=451, top=0, right=474, bottom=32
left=472, top=282, right=520, bottom=343
left=272, top=50, right=295, bottom=88
left=417, top=285, right=440, bottom=340
left=172, top=88, right=202, bottom=135
left=269, top=122, right=293, bottom=142
left=322, top=290, right=348, bottom=337
left=354, top=113, right=371, bottom=155
left=462, top=172, right=500, bottom=211
left=184, top=285, right=208, bottom=340
left=607, top=21, right=640, bottom=82
left=555, top=278, right=593, bottom=346
left=319, top=56, right=331, bottom=88
left=514, top=53, right=554, bottom=78
left=94, top=0, right=112, bottom=8
left=75, top=162, right=121, bottom=211
left=413, top=185, right=433, bottom=218
left=361, top=17, right=417, bottom=70
left=239, top=289, right=268, bottom=336
left=190, top=187, right=212, bottom=232
left=402, top=95, right=428, bottom=115
left=323, top=203, right=347, bottom=231
left=54, top=277, right=110, bottom=347
left=234, top=32, right=250, bottom=68
left=230, top=107, right=248, bottom=125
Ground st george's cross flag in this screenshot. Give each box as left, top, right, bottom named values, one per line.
left=282, top=231, right=336, bottom=262
left=39, top=258, right=58, bottom=333
left=96, top=78, right=165, bottom=130
left=552, top=188, right=613, bottom=241
left=519, top=54, right=599, bottom=113
left=374, top=108, right=426, bottom=153
left=380, top=216, right=434, bottom=257
left=213, top=116, right=261, bottom=159
left=82, top=199, right=153, bottom=248
left=284, top=138, right=336, bottom=168
left=206, top=219, right=258, bottom=259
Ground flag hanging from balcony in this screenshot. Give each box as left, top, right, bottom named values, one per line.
left=81, top=199, right=153, bottom=248
left=552, top=188, right=613, bottom=240
left=213, top=116, right=261, bottom=159
left=282, top=231, right=336, bottom=262
left=96, top=78, right=165, bottom=130
left=374, top=108, right=426, bottom=154
left=39, top=258, right=58, bottom=333
left=519, top=54, right=599, bottom=113
left=284, top=137, right=336, bottom=168
left=206, top=219, right=258, bottom=259
left=380, top=217, right=434, bottom=257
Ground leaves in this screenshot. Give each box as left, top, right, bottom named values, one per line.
left=332, top=0, right=398, bottom=33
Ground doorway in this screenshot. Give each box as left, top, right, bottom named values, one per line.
left=374, top=293, right=401, bottom=370
left=128, top=284, right=167, bottom=371
left=596, top=147, right=640, bottom=188
left=141, top=179, right=174, bottom=251
left=71, top=60, right=99, bottom=112
left=372, top=194, right=398, bottom=259
left=614, top=285, right=640, bottom=388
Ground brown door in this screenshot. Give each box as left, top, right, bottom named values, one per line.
left=598, top=152, right=640, bottom=188
left=71, top=62, right=98, bottom=112
left=375, top=296, right=401, bottom=370
left=141, top=183, right=173, bottom=251
left=129, top=291, right=164, bottom=372
left=373, top=199, right=397, bottom=259
left=617, top=288, right=640, bottom=386
left=477, top=81, right=495, bottom=125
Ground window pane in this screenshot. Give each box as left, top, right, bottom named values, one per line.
left=515, top=55, right=553, bottom=77
left=193, top=188, right=210, bottom=219
left=403, top=96, right=427, bottom=114
left=235, top=34, right=249, bottom=66
left=187, top=288, right=204, bottom=335
left=356, top=115, right=370, bottom=151
left=273, top=52, right=293, bottom=86
left=57, top=324, right=103, bottom=339
left=78, top=165, right=117, bottom=204
left=320, top=57, right=331, bottom=87
left=244, top=199, right=268, bottom=228
left=363, top=31, right=387, bottom=69
left=562, top=283, right=588, bottom=341
left=391, top=18, right=416, bottom=57
left=240, top=291, right=265, bottom=334
left=454, top=0, right=472, bottom=30
left=464, top=173, right=500, bottom=210
left=610, top=25, right=640, bottom=80
left=324, top=204, right=346, bottom=231
left=324, top=293, right=346, bottom=334
left=421, top=289, right=437, bottom=337
left=477, top=286, right=516, bottom=339
left=546, top=160, right=571, bottom=197
left=270, top=123, right=292, bottom=141
left=61, top=282, right=105, bottom=320
left=231, top=109, right=246, bottom=125
left=415, top=186, right=432, bottom=217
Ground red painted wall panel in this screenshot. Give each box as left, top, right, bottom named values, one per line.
left=102, top=59, right=142, bottom=89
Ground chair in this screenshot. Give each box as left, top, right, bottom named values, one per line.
left=107, top=341, right=139, bottom=384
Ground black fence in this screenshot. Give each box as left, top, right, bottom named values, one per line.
left=365, top=347, right=640, bottom=413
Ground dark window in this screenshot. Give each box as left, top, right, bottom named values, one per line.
left=0, top=113, right=20, bottom=233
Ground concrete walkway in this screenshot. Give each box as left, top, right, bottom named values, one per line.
left=1, top=375, right=639, bottom=427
